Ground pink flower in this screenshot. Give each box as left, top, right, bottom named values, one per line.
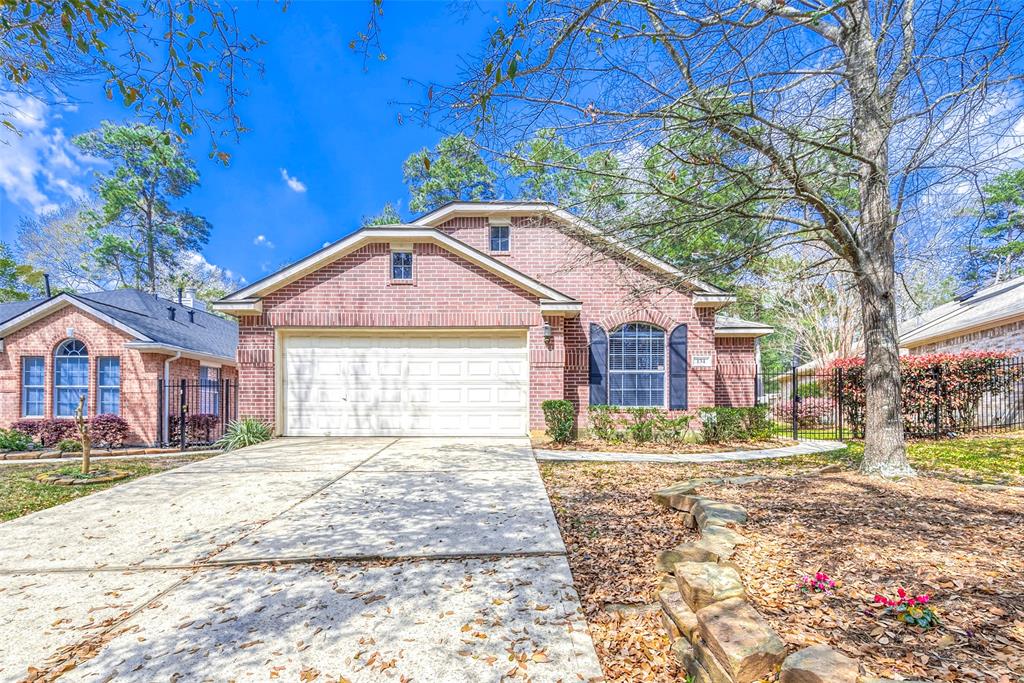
left=897, top=588, right=907, bottom=599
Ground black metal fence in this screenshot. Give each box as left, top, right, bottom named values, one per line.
left=718, top=357, right=1024, bottom=441
left=157, top=379, right=238, bottom=448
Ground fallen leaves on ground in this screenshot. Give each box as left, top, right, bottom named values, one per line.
left=700, top=472, right=1024, bottom=681
left=541, top=459, right=1024, bottom=682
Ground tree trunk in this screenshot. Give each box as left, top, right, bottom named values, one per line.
left=854, top=142, right=914, bottom=477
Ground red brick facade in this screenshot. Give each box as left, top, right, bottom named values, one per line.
left=0, top=306, right=236, bottom=446
left=231, top=210, right=768, bottom=433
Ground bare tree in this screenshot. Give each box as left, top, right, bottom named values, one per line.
left=421, top=0, right=1024, bottom=476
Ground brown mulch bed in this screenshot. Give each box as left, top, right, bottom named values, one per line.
left=541, top=460, right=1024, bottom=682
left=701, top=474, right=1024, bottom=682
left=533, top=437, right=796, bottom=454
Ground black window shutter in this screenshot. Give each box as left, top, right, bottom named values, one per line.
left=588, top=323, right=608, bottom=405
left=669, top=324, right=689, bottom=410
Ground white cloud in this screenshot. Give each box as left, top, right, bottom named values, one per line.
left=0, top=95, right=95, bottom=214
left=253, top=234, right=275, bottom=249
left=279, top=168, right=307, bottom=193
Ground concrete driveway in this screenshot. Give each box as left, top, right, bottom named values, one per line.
left=0, top=438, right=602, bottom=682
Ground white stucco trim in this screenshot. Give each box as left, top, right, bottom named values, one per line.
left=0, top=294, right=154, bottom=342
left=215, top=226, right=577, bottom=305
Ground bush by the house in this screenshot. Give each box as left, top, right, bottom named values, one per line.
left=56, top=438, right=83, bottom=453
left=624, top=408, right=656, bottom=444
left=169, top=413, right=221, bottom=444
left=90, top=414, right=131, bottom=448
left=587, top=405, right=620, bottom=441
left=215, top=417, right=272, bottom=451
left=653, top=413, right=692, bottom=444
left=776, top=396, right=834, bottom=428
left=38, top=419, right=78, bottom=447
left=829, top=351, right=1024, bottom=436
left=0, top=428, right=33, bottom=451
left=542, top=399, right=576, bottom=443
left=699, top=405, right=774, bottom=443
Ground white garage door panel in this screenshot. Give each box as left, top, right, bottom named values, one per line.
left=283, top=332, right=529, bottom=436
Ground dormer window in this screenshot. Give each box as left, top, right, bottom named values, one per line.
left=490, top=224, right=510, bottom=252
left=391, top=250, right=413, bottom=281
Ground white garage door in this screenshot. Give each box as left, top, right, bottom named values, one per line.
left=282, top=330, right=529, bottom=436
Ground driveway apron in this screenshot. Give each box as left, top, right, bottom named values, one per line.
left=0, top=437, right=602, bottom=682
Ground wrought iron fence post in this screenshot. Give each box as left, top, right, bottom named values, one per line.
left=179, top=378, right=188, bottom=452
left=933, top=365, right=943, bottom=439
left=837, top=367, right=844, bottom=441
left=791, top=363, right=799, bottom=440
left=157, top=378, right=164, bottom=445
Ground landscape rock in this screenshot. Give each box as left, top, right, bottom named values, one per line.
left=657, top=535, right=738, bottom=570
left=693, top=637, right=738, bottom=683
left=652, top=479, right=711, bottom=507
left=724, top=475, right=766, bottom=486
left=858, top=679, right=927, bottom=683
left=695, top=501, right=749, bottom=529
left=696, top=597, right=786, bottom=683
left=781, top=645, right=859, bottom=683
left=817, top=464, right=843, bottom=474
left=674, top=562, right=745, bottom=610
left=658, top=587, right=700, bottom=641
left=701, top=525, right=750, bottom=548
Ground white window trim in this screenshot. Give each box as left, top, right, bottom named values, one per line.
left=21, top=356, right=45, bottom=418
left=608, top=324, right=667, bottom=408
left=54, top=340, right=89, bottom=418
left=390, top=249, right=414, bottom=281
left=489, top=224, right=511, bottom=252
left=97, top=356, right=121, bottom=415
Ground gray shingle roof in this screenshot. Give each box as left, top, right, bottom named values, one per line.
left=0, top=289, right=237, bottom=360
left=899, top=275, right=1024, bottom=348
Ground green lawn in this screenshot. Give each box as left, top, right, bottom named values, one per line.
left=0, top=454, right=216, bottom=522
left=841, top=432, right=1024, bottom=483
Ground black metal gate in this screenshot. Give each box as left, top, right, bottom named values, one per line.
left=157, top=378, right=238, bottom=448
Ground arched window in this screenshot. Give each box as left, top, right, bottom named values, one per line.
left=609, top=323, right=666, bottom=407
left=54, top=339, right=88, bottom=418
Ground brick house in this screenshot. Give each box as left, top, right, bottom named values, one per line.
left=899, top=275, right=1024, bottom=355
left=212, top=202, right=772, bottom=437
left=0, top=289, right=238, bottom=446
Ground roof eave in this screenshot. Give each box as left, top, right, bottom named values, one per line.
left=210, top=299, right=264, bottom=317
left=0, top=294, right=154, bottom=342
left=219, top=226, right=577, bottom=304
left=714, top=326, right=774, bottom=338
left=123, top=342, right=236, bottom=366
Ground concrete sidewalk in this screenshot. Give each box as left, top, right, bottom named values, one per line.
left=534, top=439, right=847, bottom=463
left=0, top=437, right=602, bottom=682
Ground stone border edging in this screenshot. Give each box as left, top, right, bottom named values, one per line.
left=535, top=439, right=846, bottom=463
left=652, top=472, right=915, bottom=683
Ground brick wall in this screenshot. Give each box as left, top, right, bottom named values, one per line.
left=907, top=318, right=1024, bottom=356
left=236, top=242, right=545, bottom=430
left=234, top=213, right=762, bottom=432
left=0, top=306, right=232, bottom=445
left=436, top=215, right=728, bottom=422
left=714, top=337, right=757, bottom=407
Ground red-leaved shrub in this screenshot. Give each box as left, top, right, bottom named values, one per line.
left=90, top=414, right=131, bottom=448
left=828, top=351, right=1023, bottom=436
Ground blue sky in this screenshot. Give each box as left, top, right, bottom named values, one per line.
left=0, top=1, right=501, bottom=286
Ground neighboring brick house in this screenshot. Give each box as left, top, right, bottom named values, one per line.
left=212, top=201, right=772, bottom=437
left=899, top=275, right=1024, bottom=355
left=0, top=289, right=238, bottom=446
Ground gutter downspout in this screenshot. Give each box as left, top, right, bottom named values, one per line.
left=162, top=351, right=181, bottom=446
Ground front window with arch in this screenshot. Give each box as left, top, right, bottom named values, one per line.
left=54, top=339, right=89, bottom=417
left=608, top=323, right=666, bottom=407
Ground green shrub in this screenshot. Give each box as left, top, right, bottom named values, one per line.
left=653, top=413, right=692, bottom=444
left=215, top=418, right=272, bottom=451
left=588, top=405, right=620, bottom=441
left=740, top=404, right=775, bottom=440
left=625, top=407, right=656, bottom=444
left=542, top=399, right=576, bottom=443
left=699, top=406, right=776, bottom=443
left=56, top=438, right=83, bottom=453
left=0, top=428, right=33, bottom=451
